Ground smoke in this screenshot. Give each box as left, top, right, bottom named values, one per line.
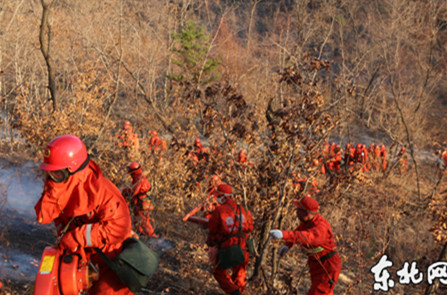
left=0, top=161, right=43, bottom=216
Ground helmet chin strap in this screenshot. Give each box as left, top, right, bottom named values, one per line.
left=68, top=155, right=90, bottom=176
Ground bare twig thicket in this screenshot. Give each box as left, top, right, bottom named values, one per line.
left=1, top=0, right=447, bottom=294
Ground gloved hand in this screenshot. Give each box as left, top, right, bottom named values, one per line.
left=59, top=230, right=79, bottom=253
left=279, top=245, right=289, bottom=257
left=269, top=229, right=283, bottom=240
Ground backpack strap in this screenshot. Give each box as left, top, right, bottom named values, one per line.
left=225, top=204, right=243, bottom=245
left=94, top=247, right=120, bottom=274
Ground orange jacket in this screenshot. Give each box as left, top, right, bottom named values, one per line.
left=373, top=146, right=381, bottom=159
left=380, top=146, right=387, bottom=159
left=237, top=153, right=247, bottom=164
left=195, top=144, right=209, bottom=160
left=35, top=160, right=132, bottom=257
left=207, top=199, right=253, bottom=250
left=355, top=147, right=367, bottom=164
left=129, top=173, right=151, bottom=197
left=282, top=214, right=337, bottom=262
left=150, top=136, right=167, bottom=152
left=282, top=214, right=341, bottom=294
left=129, top=173, right=153, bottom=211
left=117, top=129, right=139, bottom=150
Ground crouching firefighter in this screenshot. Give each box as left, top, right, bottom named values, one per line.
left=34, top=135, right=157, bottom=294
left=269, top=196, right=341, bottom=295
left=207, top=184, right=254, bottom=295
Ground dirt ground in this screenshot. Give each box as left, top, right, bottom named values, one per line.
left=0, top=209, right=54, bottom=295
left=0, top=207, right=224, bottom=295
left=1, top=156, right=446, bottom=295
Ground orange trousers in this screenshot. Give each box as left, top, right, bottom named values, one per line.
left=89, top=259, right=133, bottom=294
left=134, top=210, right=155, bottom=237
left=307, top=254, right=341, bottom=295
left=209, top=246, right=249, bottom=294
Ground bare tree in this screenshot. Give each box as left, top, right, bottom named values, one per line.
left=39, top=0, right=57, bottom=111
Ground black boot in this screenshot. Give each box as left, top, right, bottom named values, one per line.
left=230, top=290, right=242, bottom=295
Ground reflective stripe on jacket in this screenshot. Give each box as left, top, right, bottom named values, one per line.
left=282, top=214, right=337, bottom=261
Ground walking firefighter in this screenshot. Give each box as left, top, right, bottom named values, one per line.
left=207, top=184, right=254, bottom=295
left=270, top=196, right=341, bottom=295
left=122, top=162, right=157, bottom=238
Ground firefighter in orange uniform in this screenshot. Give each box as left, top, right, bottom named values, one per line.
left=380, top=144, right=387, bottom=171
left=397, top=146, right=408, bottom=174
left=329, top=144, right=342, bottom=172
left=194, top=137, right=209, bottom=161
left=442, top=150, right=447, bottom=174
left=34, top=135, right=133, bottom=294
left=291, top=173, right=319, bottom=196
left=207, top=184, right=253, bottom=295
left=201, top=175, right=223, bottom=219
left=320, top=142, right=330, bottom=174
left=189, top=137, right=209, bottom=166
left=237, top=149, right=252, bottom=169
left=122, top=162, right=156, bottom=238
left=270, top=196, right=341, bottom=295
left=344, top=143, right=356, bottom=171
left=117, top=120, right=139, bottom=151
left=370, top=143, right=381, bottom=172
left=355, top=144, right=369, bottom=172
left=149, top=130, right=167, bottom=157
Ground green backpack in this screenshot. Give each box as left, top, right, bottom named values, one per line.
left=95, top=237, right=160, bottom=293
left=217, top=205, right=249, bottom=270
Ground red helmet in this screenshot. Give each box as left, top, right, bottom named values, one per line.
left=211, top=174, right=221, bottom=182
left=292, top=196, right=319, bottom=212
left=123, top=120, right=132, bottom=130
left=400, top=146, right=406, bottom=152
left=151, top=130, right=158, bottom=136
left=194, top=138, right=201, bottom=144
left=39, top=135, right=88, bottom=172
left=239, top=149, right=247, bottom=155
left=128, top=162, right=142, bottom=174
left=215, top=184, right=232, bottom=196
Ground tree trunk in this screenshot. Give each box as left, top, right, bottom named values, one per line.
left=39, top=0, right=57, bottom=111
left=251, top=216, right=272, bottom=280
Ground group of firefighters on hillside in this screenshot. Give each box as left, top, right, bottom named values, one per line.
left=30, top=120, right=447, bottom=294
left=318, top=142, right=409, bottom=175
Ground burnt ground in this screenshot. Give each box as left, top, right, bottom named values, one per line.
left=0, top=209, right=54, bottom=294
left=0, top=208, right=223, bottom=295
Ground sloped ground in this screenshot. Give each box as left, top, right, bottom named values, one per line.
left=1, top=155, right=447, bottom=294
left=0, top=209, right=54, bottom=295
left=0, top=207, right=225, bottom=294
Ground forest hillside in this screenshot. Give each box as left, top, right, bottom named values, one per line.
left=0, top=0, right=447, bottom=294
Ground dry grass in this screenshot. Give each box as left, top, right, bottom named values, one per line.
left=1, top=1, right=447, bottom=294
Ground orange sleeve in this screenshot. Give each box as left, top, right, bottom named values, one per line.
left=282, top=224, right=328, bottom=247
left=139, top=177, right=151, bottom=194
left=71, top=195, right=131, bottom=251
left=207, top=209, right=221, bottom=246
